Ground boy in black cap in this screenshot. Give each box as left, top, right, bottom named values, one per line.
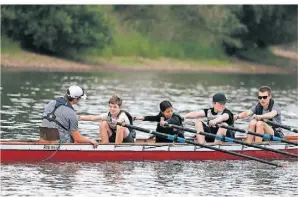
left=134, top=100, right=184, bottom=143
left=184, top=93, right=235, bottom=144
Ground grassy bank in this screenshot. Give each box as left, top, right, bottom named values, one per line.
left=1, top=35, right=296, bottom=74
left=75, top=30, right=228, bottom=66
left=1, top=34, right=231, bottom=67
left=1, top=35, right=23, bottom=54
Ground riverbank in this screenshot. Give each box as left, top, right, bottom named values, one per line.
left=1, top=48, right=297, bottom=74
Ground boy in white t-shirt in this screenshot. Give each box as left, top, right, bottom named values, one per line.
left=79, top=95, right=135, bottom=144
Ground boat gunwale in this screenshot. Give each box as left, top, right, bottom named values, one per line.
left=0, top=140, right=297, bottom=146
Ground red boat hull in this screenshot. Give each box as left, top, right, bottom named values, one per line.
left=1, top=149, right=297, bottom=163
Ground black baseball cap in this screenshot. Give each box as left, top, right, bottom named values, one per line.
left=212, top=93, right=227, bottom=103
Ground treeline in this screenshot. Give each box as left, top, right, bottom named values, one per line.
left=1, top=5, right=298, bottom=61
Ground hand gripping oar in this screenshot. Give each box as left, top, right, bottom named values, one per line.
left=263, top=119, right=298, bottom=133
left=220, top=124, right=298, bottom=146
left=167, top=124, right=297, bottom=159
left=116, top=122, right=283, bottom=167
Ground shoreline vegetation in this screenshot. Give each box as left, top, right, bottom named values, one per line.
left=1, top=45, right=297, bottom=74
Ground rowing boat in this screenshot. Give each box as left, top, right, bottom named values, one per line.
left=1, top=136, right=297, bottom=163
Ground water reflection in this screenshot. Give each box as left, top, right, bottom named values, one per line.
left=37, top=163, right=80, bottom=190
left=153, top=161, right=185, bottom=187
left=99, top=162, right=136, bottom=185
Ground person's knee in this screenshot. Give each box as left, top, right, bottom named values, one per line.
left=124, top=128, right=130, bottom=138
left=221, top=122, right=228, bottom=127
left=100, top=121, right=110, bottom=135
left=116, top=126, right=123, bottom=132
left=100, top=121, right=108, bottom=128
left=116, top=127, right=129, bottom=137
left=249, top=120, right=257, bottom=130
left=124, top=128, right=130, bottom=137
left=116, top=126, right=125, bottom=133
left=256, top=121, right=264, bottom=128
left=217, top=128, right=227, bottom=135
left=249, top=119, right=257, bottom=128
left=195, top=120, right=203, bottom=128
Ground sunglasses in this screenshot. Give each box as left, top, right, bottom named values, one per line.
left=258, top=96, right=268, bottom=100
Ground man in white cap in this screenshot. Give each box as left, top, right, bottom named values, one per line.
left=41, top=85, right=98, bottom=148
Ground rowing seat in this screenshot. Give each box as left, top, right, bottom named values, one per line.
left=39, top=127, right=60, bottom=144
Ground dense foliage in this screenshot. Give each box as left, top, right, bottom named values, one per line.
left=1, top=5, right=112, bottom=57
left=1, top=5, right=297, bottom=60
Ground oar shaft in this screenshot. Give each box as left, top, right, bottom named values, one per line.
left=170, top=124, right=297, bottom=158
left=221, top=125, right=298, bottom=146
left=264, top=120, right=298, bottom=133
left=117, top=123, right=282, bottom=167
left=224, top=136, right=297, bottom=158
left=182, top=138, right=282, bottom=167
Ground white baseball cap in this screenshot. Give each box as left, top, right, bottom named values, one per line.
left=67, top=85, right=87, bottom=99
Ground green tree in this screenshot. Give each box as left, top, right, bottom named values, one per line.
left=224, top=5, right=298, bottom=54
left=1, top=5, right=113, bottom=57
left=171, top=5, right=246, bottom=45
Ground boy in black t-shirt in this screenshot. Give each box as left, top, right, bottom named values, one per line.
left=135, top=100, right=184, bottom=143
left=184, top=93, right=234, bottom=144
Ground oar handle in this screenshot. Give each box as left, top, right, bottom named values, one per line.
left=263, top=119, right=298, bottom=133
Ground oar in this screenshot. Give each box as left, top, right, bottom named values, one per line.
left=263, top=119, right=298, bottom=133
left=168, top=124, right=297, bottom=158
left=116, top=122, right=283, bottom=167
left=220, top=125, right=298, bottom=146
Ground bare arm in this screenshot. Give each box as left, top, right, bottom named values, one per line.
left=72, top=130, right=98, bottom=147
left=236, top=110, right=253, bottom=119
left=134, top=117, right=145, bottom=120
left=79, top=115, right=103, bottom=121
left=259, top=110, right=278, bottom=119
left=214, top=113, right=229, bottom=124
left=184, top=110, right=205, bottom=119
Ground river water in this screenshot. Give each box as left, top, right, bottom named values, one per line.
left=1, top=70, right=298, bottom=196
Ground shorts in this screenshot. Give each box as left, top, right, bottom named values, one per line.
left=273, top=128, right=284, bottom=138
left=262, top=124, right=284, bottom=140
left=109, top=131, right=135, bottom=143
left=39, top=127, right=60, bottom=141
left=202, top=122, right=235, bottom=143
